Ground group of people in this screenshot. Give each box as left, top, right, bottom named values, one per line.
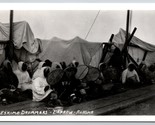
left=0, top=52, right=154, bottom=107
left=0, top=58, right=102, bottom=106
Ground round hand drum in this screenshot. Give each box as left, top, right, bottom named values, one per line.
left=47, top=69, right=64, bottom=86
left=85, top=66, right=100, bottom=82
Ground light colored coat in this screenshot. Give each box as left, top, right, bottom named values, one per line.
left=32, top=66, right=52, bottom=102
left=122, top=68, right=140, bottom=84
left=14, top=61, right=32, bottom=91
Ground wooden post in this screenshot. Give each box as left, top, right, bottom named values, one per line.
left=6, top=10, right=14, bottom=61
left=126, top=10, right=130, bottom=44
left=122, top=27, right=137, bottom=68
left=122, top=27, right=137, bottom=53
left=122, top=10, right=130, bottom=67
left=9, top=10, right=13, bottom=44
left=127, top=53, right=138, bottom=67
left=142, top=50, right=148, bottom=61
left=99, top=34, right=114, bottom=63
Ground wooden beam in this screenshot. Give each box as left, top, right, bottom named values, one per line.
left=9, top=10, right=13, bottom=42
left=122, top=27, right=137, bottom=53
left=127, top=52, right=139, bottom=67
left=99, top=34, right=114, bottom=63
left=125, top=10, right=130, bottom=44
left=122, top=10, right=130, bottom=67
left=6, top=10, right=14, bottom=61
left=0, top=40, right=8, bottom=44
left=122, top=27, right=137, bottom=68
left=142, top=51, right=148, bottom=61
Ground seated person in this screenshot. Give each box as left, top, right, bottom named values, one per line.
left=32, top=66, right=52, bottom=102
left=0, top=59, right=18, bottom=89
left=14, top=61, right=32, bottom=91
left=27, top=58, right=42, bottom=78
left=46, top=90, right=62, bottom=107
left=0, top=60, right=30, bottom=104
left=122, top=63, right=140, bottom=88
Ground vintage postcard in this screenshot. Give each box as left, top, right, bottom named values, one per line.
left=0, top=3, right=155, bottom=121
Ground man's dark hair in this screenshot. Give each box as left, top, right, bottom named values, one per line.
left=74, top=62, right=79, bottom=67
left=128, top=63, right=136, bottom=71
left=56, top=65, right=61, bottom=69
left=36, top=58, right=42, bottom=62
left=44, top=68, right=50, bottom=78
left=22, top=63, right=28, bottom=72
left=60, top=61, right=67, bottom=69
left=43, top=59, right=52, bottom=67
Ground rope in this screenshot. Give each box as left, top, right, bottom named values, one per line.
left=85, top=10, right=100, bottom=40
left=129, top=10, right=132, bottom=34
left=77, top=10, right=103, bottom=78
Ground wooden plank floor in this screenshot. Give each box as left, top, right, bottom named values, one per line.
left=0, top=84, right=155, bottom=115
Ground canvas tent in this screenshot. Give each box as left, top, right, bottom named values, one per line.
left=0, top=21, right=103, bottom=68
left=39, top=36, right=103, bottom=67
left=108, top=28, right=155, bottom=66
left=0, top=21, right=42, bottom=65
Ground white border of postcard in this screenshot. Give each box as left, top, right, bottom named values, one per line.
left=0, top=3, right=155, bottom=121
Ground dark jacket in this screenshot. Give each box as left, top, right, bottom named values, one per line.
left=0, top=60, right=18, bottom=89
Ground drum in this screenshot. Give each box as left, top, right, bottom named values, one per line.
left=85, top=66, right=100, bottom=82
left=47, top=68, right=64, bottom=86
left=75, top=65, right=89, bottom=80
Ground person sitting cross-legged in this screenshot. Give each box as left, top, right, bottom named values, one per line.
left=122, top=63, right=140, bottom=89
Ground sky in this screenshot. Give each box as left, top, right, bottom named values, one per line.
left=0, top=10, right=155, bottom=45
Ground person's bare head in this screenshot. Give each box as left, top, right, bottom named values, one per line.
left=128, top=63, right=136, bottom=71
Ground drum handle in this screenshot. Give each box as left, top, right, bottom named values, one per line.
left=59, top=88, right=66, bottom=98
left=77, top=65, right=89, bottom=79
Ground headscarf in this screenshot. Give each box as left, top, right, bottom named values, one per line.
left=18, top=61, right=24, bottom=71
left=14, top=61, right=32, bottom=91
left=3, top=59, right=10, bottom=68
left=32, top=62, right=46, bottom=80
left=3, top=59, right=12, bottom=72
left=51, top=62, right=62, bottom=71
left=38, top=62, right=45, bottom=69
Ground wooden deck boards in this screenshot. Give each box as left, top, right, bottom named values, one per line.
left=0, top=84, right=155, bottom=115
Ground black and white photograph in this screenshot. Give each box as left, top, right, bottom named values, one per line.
left=1, top=7, right=155, bottom=120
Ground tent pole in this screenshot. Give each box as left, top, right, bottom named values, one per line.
left=99, top=34, right=114, bottom=63
left=126, top=10, right=130, bottom=43
left=123, top=10, right=130, bottom=67
left=9, top=10, right=13, bottom=44
left=122, top=27, right=137, bottom=68
left=122, top=27, right=137, bottom=53
left=6, top=10, right=14, bottom=61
